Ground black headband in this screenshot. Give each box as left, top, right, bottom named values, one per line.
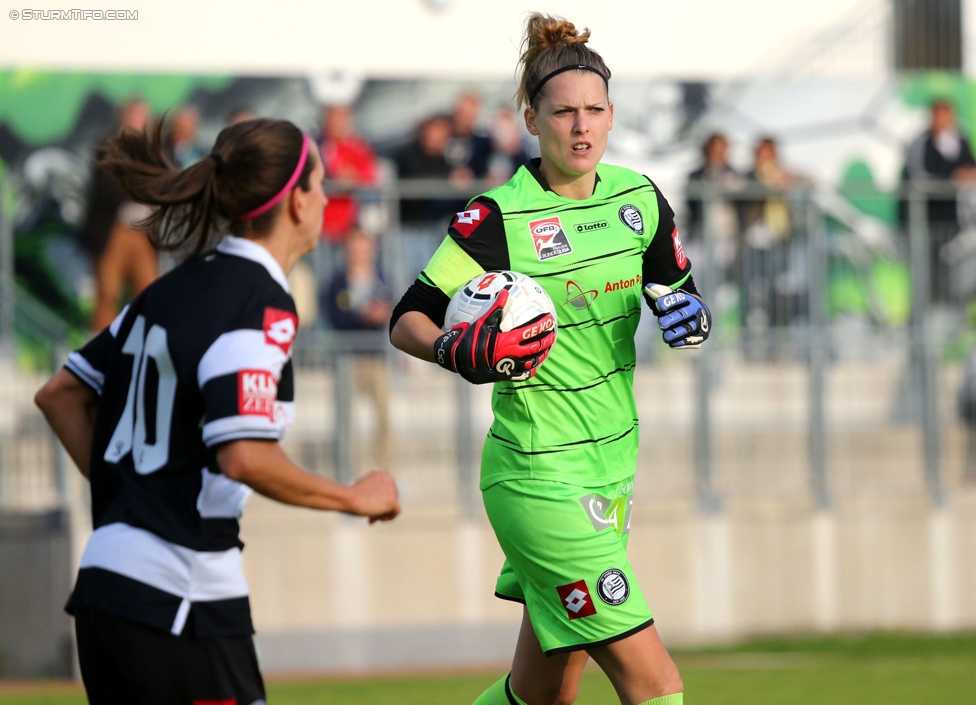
left=209, top=152, right=223, bottom=175
left=528, top=64, right=609, bottom=106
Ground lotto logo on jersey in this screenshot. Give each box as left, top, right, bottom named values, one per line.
left=451, top=204, right=487, bottom=238
left=556, top=580, right=597, bottom=620
left=529, top=216, right=573, bottom=261
left=671, top=227, right=687, bottom=269
left=263, top=308, right=298, bottom=354
left=238, top=369, right=277, bottom=420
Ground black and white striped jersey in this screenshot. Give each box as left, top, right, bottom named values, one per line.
left=64, top=236, right=298, bottom=638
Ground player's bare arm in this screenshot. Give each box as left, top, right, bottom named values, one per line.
left=389, top=310, right=442, bottom=363
left=34, top=368, right=100, bottom=479
left=217, top=440, right=400, bottom=521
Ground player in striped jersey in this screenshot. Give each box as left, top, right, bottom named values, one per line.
left=390, top=13, right=709, bottom=705
left=35, top=117, right=400, bottom=705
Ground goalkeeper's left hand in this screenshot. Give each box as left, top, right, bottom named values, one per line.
left=643, top=283, right=711, bottom=349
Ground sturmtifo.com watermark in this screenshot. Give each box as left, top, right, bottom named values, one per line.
left=9, top=9, right=138, bottom=20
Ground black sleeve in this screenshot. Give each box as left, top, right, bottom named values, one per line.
left=389, top=279, right=451, bottom=334
left=64, top=327, right=117, bottom=395
left=642, top=181, right=693, bottom=291
left=389, top=196, right=509, bottom=334
left=445, top=197, right=510, bottom=271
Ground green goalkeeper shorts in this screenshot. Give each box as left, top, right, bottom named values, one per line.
left=483, top=477, right=654, bottom=656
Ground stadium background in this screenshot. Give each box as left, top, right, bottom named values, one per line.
left=1, top=0, right=976, bottom=700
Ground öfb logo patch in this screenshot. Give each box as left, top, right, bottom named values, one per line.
left=529, top=216, right=573, bottom=261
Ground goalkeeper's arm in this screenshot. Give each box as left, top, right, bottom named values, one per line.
left=389, top=277, right=452, bottom=362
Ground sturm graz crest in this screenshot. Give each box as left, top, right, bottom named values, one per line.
left=597, top=568, right=630, bottom=605
left=618, top=205, right=644, bottom=235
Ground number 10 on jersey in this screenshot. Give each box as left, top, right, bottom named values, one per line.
left=104, top=315, right=177, bottom=474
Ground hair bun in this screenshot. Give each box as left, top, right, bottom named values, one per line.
left=516, top=12, right=608, bottom=109
left=526, top=13, right=590, bottom=50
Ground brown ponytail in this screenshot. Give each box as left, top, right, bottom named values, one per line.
left=96, top=117, right=313, bottom=259
left=516, top=12, right=611, bottom=110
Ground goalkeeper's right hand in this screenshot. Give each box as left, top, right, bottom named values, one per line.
left=433, top=289, right=556, bottom=384
left=644, top=283, right=711, bottom=349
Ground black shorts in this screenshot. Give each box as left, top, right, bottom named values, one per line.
left=74, top=606, right=266, bottom=705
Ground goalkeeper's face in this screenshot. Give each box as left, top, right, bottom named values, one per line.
left=525, top=71, right=613, bottom=182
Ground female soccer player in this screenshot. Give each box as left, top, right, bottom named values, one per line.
left=390, top=13, right=709, bottom=705
left=35, top=117, right=400, bottom=705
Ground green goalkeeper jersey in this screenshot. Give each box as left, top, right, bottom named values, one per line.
left=419, top=159, right=692, bottom=489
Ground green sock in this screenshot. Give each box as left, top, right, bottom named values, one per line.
left=472, top=673, right=527, bottom=705
left=639, top=694, right=683, bottom=705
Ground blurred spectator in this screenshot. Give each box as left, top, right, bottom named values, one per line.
left=321, top=228, right=394, bottom=472
left=446, top=91, right=493, bottom=183
left=487, top=105, right=531, bottom=186
left=685, top=131, right=745, bottom=270
left=741, top=136, right=808, bottom=350
left=901, top=98, right=976, bottom=304
left=319, top=104, right=379, bottom=242
left=163, top=106, right=204, bottom=169
left=226, top=107, right=256, bottom=125
left=744, top=136, right=802, bottom=245
left=289, top=259, right=320, bottom=331
left=393, top=114, right=455, bottom=225
left=79, top=97, right=158, bottom=331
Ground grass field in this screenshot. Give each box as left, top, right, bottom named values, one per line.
left=1, top=632, right=974, bottom=704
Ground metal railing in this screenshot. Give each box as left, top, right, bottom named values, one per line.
left=684, top=178, right=974, bottom=511
left=1, top=176, right=975, bottom=515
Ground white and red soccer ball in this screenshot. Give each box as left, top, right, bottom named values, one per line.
left=444, top=270, right=558, bottom=340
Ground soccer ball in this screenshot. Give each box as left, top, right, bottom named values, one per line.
left=443, top=270, right=557, bottom=336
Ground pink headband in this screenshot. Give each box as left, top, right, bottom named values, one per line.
left=237, top=133, right=311, bottom=222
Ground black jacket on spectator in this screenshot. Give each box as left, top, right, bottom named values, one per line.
left=685, top=163, right=743, bottom=232
left=900, top=129, right=976, bottom=225
left=79, top=140, right=128, bottom=258
left=393, top=142, right=456, bottom=226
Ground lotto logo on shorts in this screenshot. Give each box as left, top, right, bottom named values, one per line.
left=238, top=369, right=277, bottom=420
left=556, top=580, right=597, bottom=619
left=263, top=307, right=298, bottom=355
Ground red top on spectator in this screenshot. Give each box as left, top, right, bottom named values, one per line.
left=320, top=105, right=378, bottom=241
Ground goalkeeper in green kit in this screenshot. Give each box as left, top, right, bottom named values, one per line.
left=390, top=12, right=710, bottom=705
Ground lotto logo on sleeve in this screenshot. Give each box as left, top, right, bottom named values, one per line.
left=263, top=308, right=298, bottom=355
left=451, top=204, right=486, bottom=238
left=529, top=216, right=573, bottom=261
left=238, top=369, right=277, bottom=420
left=671, top=227, right=687, bottom=269
left=556, top=580, right=597, bottom=619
